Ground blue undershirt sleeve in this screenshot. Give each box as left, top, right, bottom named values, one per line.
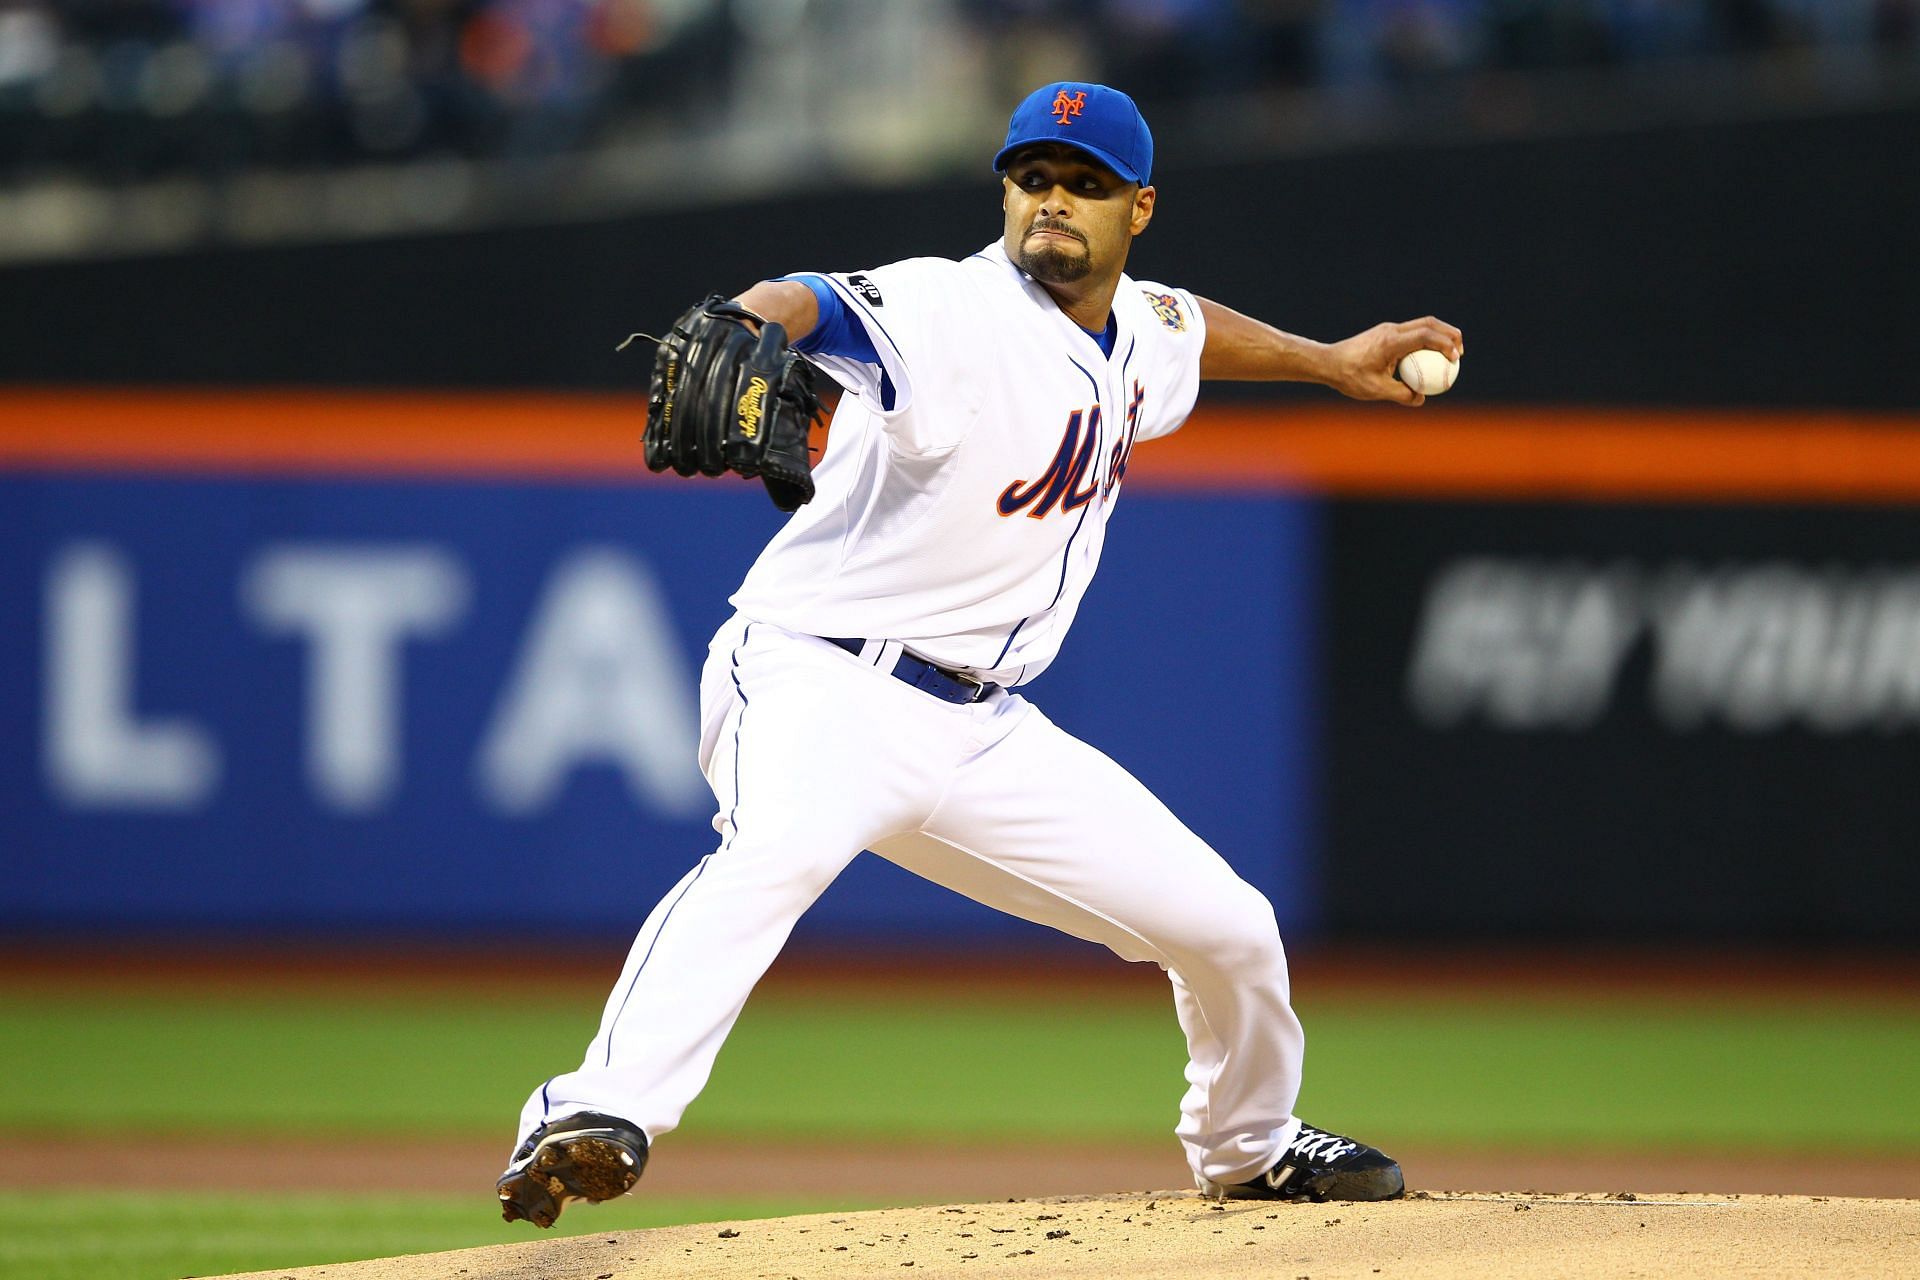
left=778, top=274, right=881, bottom=365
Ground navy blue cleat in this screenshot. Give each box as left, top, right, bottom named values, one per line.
left=496, top=1111, right=649, bottom=1228
left=1205, top=1123, right=1405, bottom=1203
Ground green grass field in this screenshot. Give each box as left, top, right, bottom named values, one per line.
left=3, top=981, right=1916, bottom=1279
left=7, top=986, right=1916, bottom=1149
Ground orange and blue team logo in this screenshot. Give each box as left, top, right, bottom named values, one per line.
left=998, top=404, right=1102, bottom=519
left=1144, top=290, right=1186, bottom=332
left=998, top=381, right=1147, bottom=518
left=1051, top=90, right=1086, bottom=126
left=1105, top=380, right=1146, bottom=500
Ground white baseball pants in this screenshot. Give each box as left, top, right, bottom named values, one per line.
left=519, top=615, right=1306, bottom=1186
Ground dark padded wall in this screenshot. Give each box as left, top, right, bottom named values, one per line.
left=4, top=106, right=1915, bottom=407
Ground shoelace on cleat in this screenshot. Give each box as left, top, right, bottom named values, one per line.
left=1287, top=1126, right=1360, bottom=1163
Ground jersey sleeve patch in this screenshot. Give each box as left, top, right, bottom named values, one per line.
left=780, top=274, right=881, bottom=365
left=1142, top=289, right=1188, bottom=332
left=1123, top=282, right=1204, bottom=445
left=775, top=265, right=927, bottom=421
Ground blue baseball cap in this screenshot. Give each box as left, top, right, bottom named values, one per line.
left=993, top=82, right=1153, bottom=187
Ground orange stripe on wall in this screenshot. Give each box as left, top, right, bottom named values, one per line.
left=0, top=388, right=661, bottom=482
left=1147, top=406, right=1920, bottom=502
left=4, top=388, right=1920, bottom=501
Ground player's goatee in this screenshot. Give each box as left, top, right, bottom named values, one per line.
left=1017, top=241, right=1093, bottom=284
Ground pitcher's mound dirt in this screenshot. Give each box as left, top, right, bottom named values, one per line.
left=218, top=1190, right=1920, bottom=1280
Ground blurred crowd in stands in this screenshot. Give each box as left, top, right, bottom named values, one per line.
left=0, top=0, right=1915, bottom=185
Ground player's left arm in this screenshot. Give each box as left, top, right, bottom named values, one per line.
left=1195, top=296, right=1463, bottom=408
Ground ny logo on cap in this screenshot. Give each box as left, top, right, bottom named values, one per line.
left=1051, top=89, right=1086, bottom=125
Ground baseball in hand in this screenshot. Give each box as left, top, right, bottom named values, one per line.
left=1396, top=348, right=1459, bottom=396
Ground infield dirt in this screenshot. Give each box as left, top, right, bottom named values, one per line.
left=216, top=1190, right=1919, bottom=1280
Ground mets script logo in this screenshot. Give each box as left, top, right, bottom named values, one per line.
left=1106, top=380, right=1146, bottom=499
left=1052, top=90, right=1086, bottom=126
left=1144, top=290, right=1187, bottom=332
left=737, top=375, right=768, bottom=440
left=999, top=382, right=1148, bottom=518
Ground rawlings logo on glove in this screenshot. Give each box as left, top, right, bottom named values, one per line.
left=624, top=295, right=824, bottom=512
left=737, top=376, right=769, bottom=441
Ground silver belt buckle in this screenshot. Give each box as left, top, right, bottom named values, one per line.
left=929, top=658, right=984, bottom=701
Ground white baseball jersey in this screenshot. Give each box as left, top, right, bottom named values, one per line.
left=728, top=240, right=1207, bottom=687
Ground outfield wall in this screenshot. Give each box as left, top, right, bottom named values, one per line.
left=6, top=394, right=1919, bottom=942
left=0, top=392, right=1319, bottom=941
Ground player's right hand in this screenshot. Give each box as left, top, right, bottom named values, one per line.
left=1324, top=317, right=1464, bottom=407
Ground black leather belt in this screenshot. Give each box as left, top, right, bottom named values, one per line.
left=824, top=636, right=999, bottom=705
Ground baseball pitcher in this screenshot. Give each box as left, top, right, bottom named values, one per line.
left=498, top=81, right=1464, bottom=1228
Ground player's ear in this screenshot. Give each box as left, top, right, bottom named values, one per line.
left=1130, top=185, right=1156, bottom=236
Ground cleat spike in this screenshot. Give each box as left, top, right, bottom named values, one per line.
left=495, top=1113, right=649, bottom=1230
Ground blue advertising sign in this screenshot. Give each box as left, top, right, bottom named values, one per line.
left=1, top=472, right=1320, bottom=942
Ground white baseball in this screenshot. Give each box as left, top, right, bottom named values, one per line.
left=1397, top=348, right=1459, bottom=395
